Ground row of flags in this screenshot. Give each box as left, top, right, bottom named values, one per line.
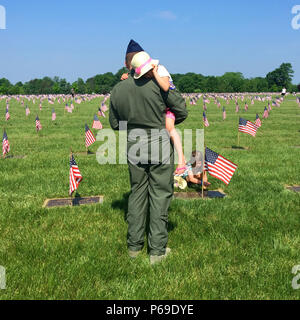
left=202, top=106, right=267, bottom=129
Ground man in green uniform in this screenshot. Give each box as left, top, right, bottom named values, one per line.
left=109, top=45, right=187, bottom=264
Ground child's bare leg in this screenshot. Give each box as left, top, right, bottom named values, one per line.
left=166, top=117, right=186, bottom=173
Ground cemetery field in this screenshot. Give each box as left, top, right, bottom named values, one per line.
left=0, top=96, right=299, bottom=300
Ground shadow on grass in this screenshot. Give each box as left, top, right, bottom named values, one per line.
left=111, top=192, right=176, bottom=234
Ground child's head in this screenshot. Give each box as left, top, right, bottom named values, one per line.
left=131, top=51, right=159, bottom=80
left=190, top=150, right=204, bottom=173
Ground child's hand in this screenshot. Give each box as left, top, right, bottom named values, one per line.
left=121, top=73, right=129, bottom=81
left=152, top=64, right=158, bottom=75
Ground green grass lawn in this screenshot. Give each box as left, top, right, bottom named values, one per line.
left=0, top=95, right=299, bottom=300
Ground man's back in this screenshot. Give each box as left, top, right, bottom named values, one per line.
left=109, top=73, right=187, bottom=131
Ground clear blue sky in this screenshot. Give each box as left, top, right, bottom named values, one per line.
left=0, top=0, right=299, bottom=84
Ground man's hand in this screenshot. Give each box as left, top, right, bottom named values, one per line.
left=121, top=73, right=129, bottom=81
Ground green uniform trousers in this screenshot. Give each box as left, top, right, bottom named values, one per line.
left=127, top=161, right=174, bottom=256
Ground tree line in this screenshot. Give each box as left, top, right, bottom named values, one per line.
left=0, top=63, right=299, bottom=95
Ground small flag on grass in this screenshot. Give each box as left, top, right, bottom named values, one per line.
left=52, top=109, right=56, bottom=121
left=203, top=112, right=209, bottom=127
left=263, top=107, right=269, bottom=119
left=204, top=147, right=237, bottom=185
left=255, top=114, right=262, bottom=128
left=5, top=107, right=10, bottom=121
left=92, top=115, right=102, bottom=130
left=69, top=153, right=83, bottom=196
left=2, top=129, right=10, bottom=156
left=36, top=116, right=42, bottom=132
left=85, top=124, right=96, bottom=148
left=239, top=117, right=257, bottom=137
left=98, top=108, right=106, bottom=118
left=222, top=107, right=226, bottom=120
left=101, top=102, right=108, bottom=112
left=26, top=106, right=30, bottom=116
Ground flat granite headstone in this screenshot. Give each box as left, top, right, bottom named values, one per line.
left=2, top=155, right=27, bottom=159
left=43, top=196, right=104, bottom=208
left=74, top=151, right=95, bottom=156
left=231, top=146, right=250, bottom=150
left=286, top=186, right=300, bottom=193
left=174, top=190, right=226, bottom=200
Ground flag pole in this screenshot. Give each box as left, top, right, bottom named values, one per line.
left=237, top=117, right=240, bottom=147
left=202, top=143, right=206, bottom=199
left=2, top=128, right=5, bottom=159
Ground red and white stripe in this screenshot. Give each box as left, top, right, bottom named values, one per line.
left=85, top=130, right=96, bottom=147
left=239, top=121, right=257, bottom=137
left=69, top=166, right=83, bottom=196
left=205, top=155, right=237, bottom=185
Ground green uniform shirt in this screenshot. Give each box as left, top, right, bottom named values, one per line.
left=109, top=73, right=188, bottom=131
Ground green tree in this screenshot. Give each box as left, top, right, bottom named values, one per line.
left=266, top=63, right=294, bottom=89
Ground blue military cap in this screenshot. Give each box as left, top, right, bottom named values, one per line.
left=126, top=39, right=144, bottom=55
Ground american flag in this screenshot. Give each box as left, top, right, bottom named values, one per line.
left=65, top=103, right=72, bottom=113
left=92, top=115, right=103, bottom=130
left=268, top=103, right=272, bottom=112
left=98, top=108, right=106, bottom=118
left=235, top=104, right=239, bottom=113
left=5, top=107, right=10, bottom=121
left=263, top=107, right=269, bottom=119
left=48, top=98, right=54, bottom=105
left=69, top=154, right=83, bottom=196
left=239, top=117, right=257, bottom=137
left=26, top=106, right=30, bottom=116
left=276, top=99, right=281, bottom=107
left=52, top=109, right=56, bottom=121
left=2, top=129, right=10, bottom=156
left=272, top=101, right=276, bottom=107
left=85, top=124, right=96, bottom=148
left=39, top=103, right=42, bottom=111
left=255, top=114, right=262, bottom=128
left=36, top=116, right=42, bottom=131
left=222, top=107, right=226, bottom=120
left=203, top=112, right=209, bottom=127
left=101, top=102, right=108, bottom=112
left=204, top=147, right=237, bottom=185
left=203, top=103, right=207, bottom=111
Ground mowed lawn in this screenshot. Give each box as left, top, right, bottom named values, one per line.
left=0, top=94, right=299, bottom=300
